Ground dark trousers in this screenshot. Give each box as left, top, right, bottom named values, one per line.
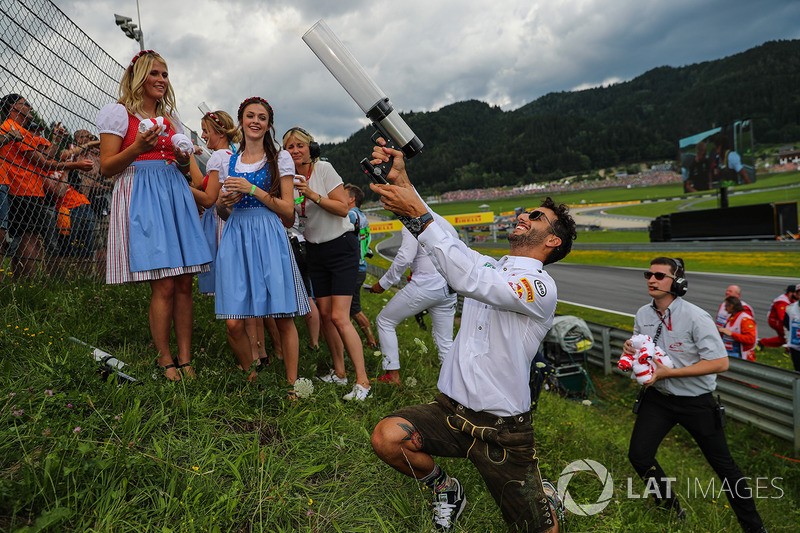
left=627, top=388, right=763, bottom=532
left=790, top=348, right=800, bottom=372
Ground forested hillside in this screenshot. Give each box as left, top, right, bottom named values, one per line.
left=321, top=39, right=800, bottom=195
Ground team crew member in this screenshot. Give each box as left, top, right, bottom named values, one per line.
left=758, top=284, right=798, bottom=348
left=717, top=296, right=757, bottom=361
left=369, top=210, right=459, bottom=384
left=369, top=140, right=577, bottom=532
left=625, top=257, right=766, bottom=533
left=715, top=285, right=753, bottom=329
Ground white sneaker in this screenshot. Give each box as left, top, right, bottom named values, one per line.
left=342, top=384, right=371, bottom=401
left=315, top=369, right=348, bottom=385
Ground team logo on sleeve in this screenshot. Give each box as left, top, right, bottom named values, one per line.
left=519, top=278, right=535, bottom=302
left=534, top=279, right=547, bottom=298
left=510, top=282, right=525, bottom=300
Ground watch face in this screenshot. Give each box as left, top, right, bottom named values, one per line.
left=407, top=218, right=422, bottom=233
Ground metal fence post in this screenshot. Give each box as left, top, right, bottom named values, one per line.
left=794, top=378, right=800, bottom=456
left=602, top=327, right=612, bottom=376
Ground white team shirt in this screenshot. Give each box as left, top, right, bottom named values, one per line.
left=418, top=221, right=557, bottom=417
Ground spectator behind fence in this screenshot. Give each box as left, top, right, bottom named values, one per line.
left=0, top=93, right=93, bottom=277
left=62, top=129, right=109, bottom=217
left=283, top=127, right=371, bottom=401
left=758, top=284, right=798, bottom=348
left=213, top=97, right=309, bottom=386
left=96, top=51, right=212, bottom=381
left=47, top=167, right=95, bottom=276
left=344, top=183, right=379, bottom=351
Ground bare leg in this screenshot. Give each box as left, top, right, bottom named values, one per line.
left=317, top=296, right=346, bottom=379
left=149, top=277, right=179, bottom=381
left=244, top=318, right=267, bottom=366
left=304, top=297, right=321, bottom=348
left=263, top=317, right=282, bottom=360
left=352, top=311, right=377, bottom=346
left=371, top=416, right=434, bottom=478
left=227, top=318, right=257, bottom=382
left=275, top=318, right=299, bottom=384
left=330, top=294, right=369, bottom=389
left=173, top=274, right=194, bottom=377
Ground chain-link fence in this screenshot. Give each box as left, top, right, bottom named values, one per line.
left=0, top=0, right=203, bottom=282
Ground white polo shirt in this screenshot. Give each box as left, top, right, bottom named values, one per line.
left=634, top=297, right=727, bottom=397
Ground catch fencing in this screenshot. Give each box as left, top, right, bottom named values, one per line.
left=0, top=0, right=201, bottom=281
left=0, top=0, right=124, bottom=280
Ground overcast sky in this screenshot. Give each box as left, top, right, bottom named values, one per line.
left=54, top=0, right=800, bottom=144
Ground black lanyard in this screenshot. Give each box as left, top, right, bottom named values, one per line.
left=652, top=307, right=671, bottom=346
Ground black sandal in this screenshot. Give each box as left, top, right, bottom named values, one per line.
left=177, top=361, right=195, bottom=378
left=158, top=361, right=181, bottom=381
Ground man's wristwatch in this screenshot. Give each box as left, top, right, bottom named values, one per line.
left=403, top=212, right=433, bottom=238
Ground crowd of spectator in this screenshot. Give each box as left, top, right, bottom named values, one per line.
left=0, top=93, right=108, bottom=279
left=439, top=170, right=681, bottom=203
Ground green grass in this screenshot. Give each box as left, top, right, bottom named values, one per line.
left=574, top=230, right=649, bottom=243
left=1, top=277, right=798, bottom=532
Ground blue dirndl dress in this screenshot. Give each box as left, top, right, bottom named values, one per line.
left=127, top=160, right=213, bottom=274
left=198, top=207, right=222, bottom=294
left=214, top=154, right=310, bottom=319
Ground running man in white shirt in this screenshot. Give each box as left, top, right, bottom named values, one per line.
left=369, top=212, right=459, bottom=384
left=368, top=142, right=576, bottom=532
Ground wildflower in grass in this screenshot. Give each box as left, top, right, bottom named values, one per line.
left=74, top=426, right=81, bottom=433
left=9, top=392, right=15, bottom=397
left=413, top=337, right=428, bottom=354
left=405, top=377, right=418, bottom=388
left=42, top=428, right=51, bottom=436
left=582, top=399, right=592, bottom=406
left=45, top=389, right=53, bottom=396
left=67, top=403, right=73, bottom=408
left=293, top=378, right=314, bottom=398
left=12, top=409, right=24, bottom=416
left=373, top=350, right=382, bottom=357
left=192, top=466, right=199, bottom=472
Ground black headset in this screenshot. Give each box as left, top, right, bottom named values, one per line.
left=668, top=258, right=688, bottom=296
left=284, top=127, right=320, bottom=160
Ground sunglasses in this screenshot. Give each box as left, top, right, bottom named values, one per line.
left=523, top=209, right=556, bottom=234
left=644, top=271, right=676, bottom=281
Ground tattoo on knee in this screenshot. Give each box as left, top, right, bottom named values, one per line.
left=398, top=422, right=423, bottom=450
